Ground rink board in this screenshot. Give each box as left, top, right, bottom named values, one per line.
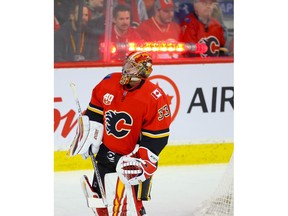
left=54, top=143, right=234, bottom=171
left=54, top=63, right=234, bottom=171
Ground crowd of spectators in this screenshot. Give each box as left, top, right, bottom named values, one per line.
left=54, top=0, right=234, bottom=62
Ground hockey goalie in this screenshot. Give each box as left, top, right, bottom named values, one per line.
left=68, top=51, right=172, bottom=216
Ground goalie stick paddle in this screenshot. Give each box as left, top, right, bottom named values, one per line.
left=69, top=82, right=108, bottom=207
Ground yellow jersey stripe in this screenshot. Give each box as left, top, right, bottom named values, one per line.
left=142, top=131, right=170, bottom=138
left=87, top=105, right=103, bottom=115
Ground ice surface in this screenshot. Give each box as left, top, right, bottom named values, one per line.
left=54, top=164, right=228, bottom=216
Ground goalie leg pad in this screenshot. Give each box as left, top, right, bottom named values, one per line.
left=80, top=175, right=106, bottom=208
left=105, top=173, right=140, bottom=216
left=80, top=175, right=108, bottom=216
left=80, top=175, right=109, bottom=216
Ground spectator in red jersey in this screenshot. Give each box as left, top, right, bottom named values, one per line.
left=99, top=4, right=144, bottom=61
left=180, top=0, right=227, bottom=57
left=136, top=0, right=181, bottom=58
left=136, top=0, right=180, bottom=42
left=112, top=4, right=143, bottom=43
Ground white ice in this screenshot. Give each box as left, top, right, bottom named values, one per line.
left=54, top=164, right=228, bottom=216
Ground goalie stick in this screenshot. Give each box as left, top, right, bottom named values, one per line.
left=69, top=82, right=108, bottom=207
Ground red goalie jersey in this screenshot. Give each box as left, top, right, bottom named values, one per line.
left=85, top=72, right=171, bottom=156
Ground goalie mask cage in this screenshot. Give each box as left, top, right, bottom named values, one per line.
left=192, top=152, right=234, bottom=216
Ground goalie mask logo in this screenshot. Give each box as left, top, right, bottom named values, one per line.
left=105, top=110, right=132, bottom=138
left=199, top=36, right=220, bottom=57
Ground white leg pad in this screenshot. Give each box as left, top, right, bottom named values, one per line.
left=105, top=173, right=139, bottom=216
left=80, top=175, right=106, bottom=208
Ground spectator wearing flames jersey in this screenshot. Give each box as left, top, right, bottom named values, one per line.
left=180, top=0, right=227, bottom=57
left=102, top=4, right=143, bottom=61
left=70, top=51, right=171, bottom=215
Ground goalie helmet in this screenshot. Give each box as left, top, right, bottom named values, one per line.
left=120, top=51, right=153, bottom=85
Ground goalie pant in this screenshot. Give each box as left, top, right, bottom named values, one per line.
left=91, top=144, right=153, bottom=215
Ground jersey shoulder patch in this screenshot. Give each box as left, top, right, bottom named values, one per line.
left=145, top=81, right=164, bottom=101
left=151, top=88, right=163, bottom=100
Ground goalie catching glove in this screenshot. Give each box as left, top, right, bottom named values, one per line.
left=68, top=115, right=104, bottom=159
left=116, top=146, right=159, bottom=185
